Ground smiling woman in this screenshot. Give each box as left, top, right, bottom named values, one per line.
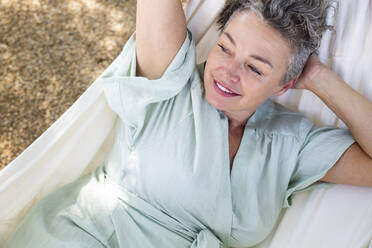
left=3, top=0, right=372, bottom=247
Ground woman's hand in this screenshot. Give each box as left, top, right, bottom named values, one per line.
left=293, top=53, right=333, bottom=91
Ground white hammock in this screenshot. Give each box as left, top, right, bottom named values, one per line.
left=1, top=0, right=372, bottom=247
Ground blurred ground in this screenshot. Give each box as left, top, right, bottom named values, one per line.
left=0, top=0, right=137, bottom=169
left=0, top=0, right=190, bottom=170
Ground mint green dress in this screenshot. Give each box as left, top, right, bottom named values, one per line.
left=4, top=30, right=355, bottom=248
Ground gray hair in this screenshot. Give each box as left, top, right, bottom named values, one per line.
left=216, top=0, right=335, bottom=85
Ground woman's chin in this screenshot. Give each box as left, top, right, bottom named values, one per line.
left=205, top=92, right=227, bottom=111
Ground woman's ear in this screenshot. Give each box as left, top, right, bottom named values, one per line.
left=274, top=77, right=298, bottom=96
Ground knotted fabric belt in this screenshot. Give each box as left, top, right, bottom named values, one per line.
left=103, top=173, right=223, bottom=248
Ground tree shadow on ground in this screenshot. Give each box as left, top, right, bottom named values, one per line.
left=0, top=0, right=136, bottom=169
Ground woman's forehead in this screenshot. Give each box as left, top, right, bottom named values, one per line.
left=222, top=11, right=292, bottom=69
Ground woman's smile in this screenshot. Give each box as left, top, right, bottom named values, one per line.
left=213, top=79, right=241, bottom=97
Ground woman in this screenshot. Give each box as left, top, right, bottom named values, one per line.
left=4, top=0, right=372, bottom=247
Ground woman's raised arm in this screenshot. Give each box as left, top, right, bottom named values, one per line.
left=136, top=0, right=187, bottom=80
left=295, top=54, right=372, bottom=187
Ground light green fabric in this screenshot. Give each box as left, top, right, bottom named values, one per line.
left=4, top=30, right=355, bottom=248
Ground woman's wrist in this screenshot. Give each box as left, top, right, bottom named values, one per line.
left=294, top=54, right=341, bottom=93
left=305, top=66, right=343, bottom=96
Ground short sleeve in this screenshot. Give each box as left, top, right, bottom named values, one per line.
left=283, top=119, right=355, bottom=208
left=99, top=29, right=196, bottom=142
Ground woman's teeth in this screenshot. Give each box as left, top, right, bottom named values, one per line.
left=216, top=81, right=233, bottom=93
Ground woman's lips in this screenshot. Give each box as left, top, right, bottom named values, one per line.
left=213, top=80, right=240, bottom=97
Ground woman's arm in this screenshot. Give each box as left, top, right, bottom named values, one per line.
left=136, top=0, right=187, bottom=80
left=295, top=54, right=372, bottom=186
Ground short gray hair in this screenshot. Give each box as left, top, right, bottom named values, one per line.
left=216, top=0, right=335, bottom=85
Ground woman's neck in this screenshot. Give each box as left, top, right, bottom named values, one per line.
left=224, top=110, right=255, bottom=132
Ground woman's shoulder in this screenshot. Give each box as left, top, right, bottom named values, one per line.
left=253, top=100, right=312, bottom=139
left=100, top=29, right=199, bottom=146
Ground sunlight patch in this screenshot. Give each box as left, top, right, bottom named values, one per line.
left=66, top=1, right=83, bottom=13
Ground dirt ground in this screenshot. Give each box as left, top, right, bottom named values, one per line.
left=0, top=0, right=190, bottom=170
left=0, top=0, right=137, bottom=169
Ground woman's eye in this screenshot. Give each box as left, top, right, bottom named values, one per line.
left=248, top=65, right=262, bottom=76
left=218, top=44, right=228, bottom=53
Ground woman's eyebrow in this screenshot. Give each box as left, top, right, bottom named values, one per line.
left=224, top=32, right=236, bottom=46
left=223, top=31, right=273, bottom=69
left=250, top=55, right=273, bottom=68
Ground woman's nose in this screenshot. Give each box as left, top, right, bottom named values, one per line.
left=226, top=64, right=240, bottom=84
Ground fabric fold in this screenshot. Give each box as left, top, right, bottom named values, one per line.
left=190, top=229, right=222, bottom=248
left=104, top=173, right=224, bottom=248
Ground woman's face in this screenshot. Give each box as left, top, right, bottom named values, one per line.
left=204, top=11, right=292, bottom=121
